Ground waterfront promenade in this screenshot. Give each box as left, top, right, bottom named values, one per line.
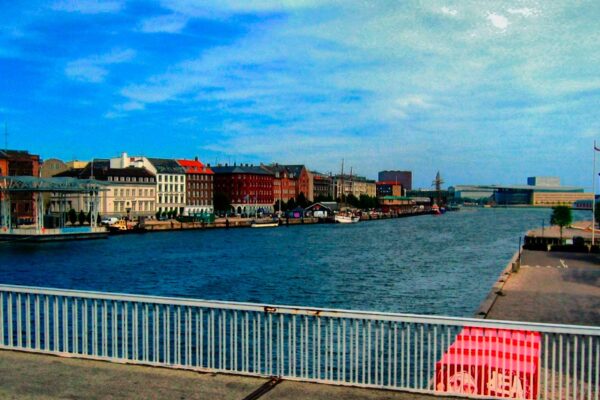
left=486, top=249, right=600, bottom=325
left=0, top=350, right=458, bottom=400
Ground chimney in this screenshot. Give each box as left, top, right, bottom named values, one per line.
left=194, top=156, right=198, bottom=162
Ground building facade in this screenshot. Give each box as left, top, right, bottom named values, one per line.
left=213, top=164, right=274, bottom=215
left=54, top=160, right=156, bottom=218
left=109, top=153, right=186, bottom=215
left=312, top=171, right=333, bottom=199
left=177, top=158, right=214, bottom=215
left=40, top=158, right=68, bottom=178
left=376, top=181, right=403, bottom=197
left=334, top=174, right=377, bottom=199
left=0, top=149, right=42, bottom=222
left=378, top=170, right=412, bottom=191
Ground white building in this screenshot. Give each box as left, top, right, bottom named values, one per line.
left=110, top=153, right=187, bottom=216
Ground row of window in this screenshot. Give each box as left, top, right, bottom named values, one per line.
left=188, top=182, right=210, bottom=189
left=158, top=175, right=184, bottom=183
left=114, top=201, right=154, bottom=212
left=158, top=195, right=184, bottom=204
left=187, top=191, right=211, bottom=198
left=189, top=199, right=212, bottom=206
left=188, top=174, right=212, bottom=181
left=112, top=188, right=155, bottom=198
left=158, top=184, right=184, bottom=193
left=108, top=176, right=155, bottom=183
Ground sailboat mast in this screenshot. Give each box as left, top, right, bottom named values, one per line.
left=340, top=159, right=344, bottom=205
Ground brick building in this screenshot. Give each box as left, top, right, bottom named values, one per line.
left=0, top=149, right=42, bottom=222
left=212, top=164, right=274, bottom=215
left=177, top=158, right=214, bottom=215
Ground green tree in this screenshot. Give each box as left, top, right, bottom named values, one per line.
left=286, top=197, right=296, bottom=211
left=68, top=209, right=77, bottom=225
left=78, top=210, right=86, bottom=226
left=214, top=192, right=231, bottom=213
left=550, top=205, right=572, bottom=241
left=346, top=193, right=359, bottom=208
left=274, top=199, right=286, bottom=212
left=296, top=192, right=309, bottom=208
left=155, top=211, right=161, bottom=220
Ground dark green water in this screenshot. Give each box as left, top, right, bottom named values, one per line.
left=0, top=208, right=588, bottom=317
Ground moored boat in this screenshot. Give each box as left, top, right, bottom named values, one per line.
left=334, top=214, right=360, bottom=224
left=250, top=219, right=279, bottom=228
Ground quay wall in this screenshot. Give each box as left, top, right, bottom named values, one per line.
left=474, top=249, right=520, bottom=319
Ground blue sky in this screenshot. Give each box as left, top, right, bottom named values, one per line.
left=1, top=1, right=599, bottom=188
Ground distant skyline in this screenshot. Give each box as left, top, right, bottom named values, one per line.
left=1, top=1, right=599, bottom=189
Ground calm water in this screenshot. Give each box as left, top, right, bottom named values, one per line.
left=0, top=208, right=588, bottom=317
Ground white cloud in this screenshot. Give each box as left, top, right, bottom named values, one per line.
left=65, top=49, right=135, bottom=83
left=52, top=0, right=123, bottom=14
left=487, top=12, right=509, bottom=30
left=139, top=14, right=189, bottom=33
left=440, top=7, right=458, bottom=17
left=507, top=8, right=538, bottom=17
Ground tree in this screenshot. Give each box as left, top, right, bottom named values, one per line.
left=346, top=193, right=359, bottom=208
left=214, top=192, right=231, bottom=213
left=550, top=205, right=572, bottom=241
left=296, top=192, right=309, bottom=208
left=96, top=214, right=102, bottom=225
left=286, top=197, right=296, bottom=211
left=78, top=210, right=86, bottom=226
left=86, top=211, right=91, bottom=224
left=274, top=199, right=286, bottom=212
left=155, top=211, right=161, bottom=220
left=68, top=209, right=77, bottom=225
left=595, top=203, right=600, bottom=227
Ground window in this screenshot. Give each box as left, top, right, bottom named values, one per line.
left=126, top=189, right=130, bottom=197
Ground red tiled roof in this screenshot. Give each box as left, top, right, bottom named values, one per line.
left=176, top=159, right=214, bottom=174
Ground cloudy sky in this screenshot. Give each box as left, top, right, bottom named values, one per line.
left=1, top=1, right=599, bottom=188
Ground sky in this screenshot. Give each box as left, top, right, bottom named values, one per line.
left=1, top=0, right=600, bottom=189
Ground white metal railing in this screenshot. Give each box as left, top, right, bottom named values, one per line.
left=0, top=284, right=598, bottom=399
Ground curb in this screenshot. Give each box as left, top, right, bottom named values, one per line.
left=474, top=249, right=520, bottom=319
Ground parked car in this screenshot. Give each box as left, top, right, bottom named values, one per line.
left=100, top=217, right=119, bottom=226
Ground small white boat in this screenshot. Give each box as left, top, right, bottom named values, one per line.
left=251, top=220, right=279, bottom=228
left=334, top=215, right=360, bottom=224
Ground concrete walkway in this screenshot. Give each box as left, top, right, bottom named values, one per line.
left=486, top=249, right=600, bottom=325
left=0, top=350, right=456, bottom=400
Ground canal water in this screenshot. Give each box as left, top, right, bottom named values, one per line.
left=0, top=208, right=589, bottom=317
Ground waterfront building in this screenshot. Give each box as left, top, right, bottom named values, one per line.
left=448, top=185, right=495, bottom=201
left=312, top=171, right=333, bottom=200
left=378, top=196, right=415, bottom=213
left=334, top=174, right=377, bottom=199
left=527, top=176, right=561, bottom=186
left=148, top=158, right=186, bottom=215
left=284, top=165, right=311, bottom=201
left=261, top=164, right=311, bottom=203
left=376, top=181, right=403, bottom=197
left=450, top=178, right=592, bottom=207
left=304, top=202, right=337, bottom=218
left=176, top=158, right=214, bottom=215
left=0, top=149, right=42, bottom=222
left=109, top=153, right=186, bottom=215
left=378, top=170, right=412, bottom=191
left=213, top=164, right=274, bottom=215
left=262, top=164, right=296, bottom=204
left=40, top=158, right=68, bottom=178
left=54, top=160, right=156, bottom=218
